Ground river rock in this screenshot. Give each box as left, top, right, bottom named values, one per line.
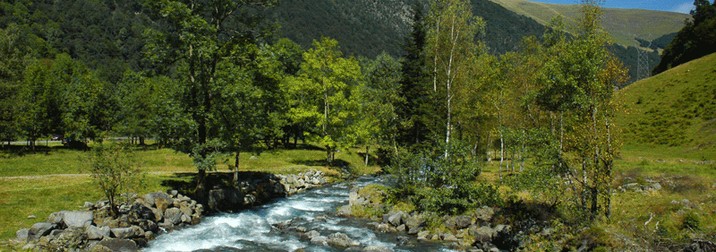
left=386, top=211, right=405, bottom=226
left=454, top=215, right=472, bottom=229
left=29, top=222, right=56, bottom=238
left=337, top=205, right=352, bottom=216
left=164, top=208, right=183, bottom=225
left=111, top=226, right=144, bottom=239
left=327, top=232, right=360, bottom=247
left=470, top=225, right=496, bottom=243
left=417, top=230, right=430, bottom=241
left=405, top=215, right=425, bottom=235
left=92, top=238, right=139, bottom=252
left=441, top=232, right=459, bottom=242
left=86, top=225, right=110, bottom=240
left=474, top=206, right=494, bottom=222
left=47, top=212, right=64, bottom=224
left=63, top=211, right=95, bottom=228
left=16, top=228, right=29, bottom=242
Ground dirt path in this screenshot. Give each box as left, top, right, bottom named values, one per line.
left=0, top=171, right=190, bottom=180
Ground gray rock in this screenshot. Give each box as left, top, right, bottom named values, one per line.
left=417, top=230, right=430, bottom=241
left=111, top=226, right=144, bottom=239
left=475, top=207, right=494, bottom=222
left=164, top=208, right=183, bottom=225
left=454, top=215, right=472, bottom=229
left=145, top=192, right=173, bottom=211
left=442, top=232, right=459, bottom=242
left=407, top=226, right=422, bottom=235
left=470, top=225, right=496, bottom=243
left=337, top=205, right=352, bottom=216
left=311, top=235, right=328, bottom=246
left=396, top=224, right=407, bottom=232
left=86, top=225, right=111, bottom=240
left=47, top=212, right=63, bottom=224
left=16, top=228, right=29, bottom=242
left=50, top=229, right=64, bottom=236
left=169, top=190, right=179, bottom=197
left=62, top=211, right=94, bottom=228
left=305, top=230, right=321, bottom=239
left=405, top=215, right=425, bottom=233
left=27, top=214, right=36, bottom=219
left=387, top=211, right=405, bottom=226
left=327, top=232, right=360, bottom=247
left=29, top=222, right=56, bottom=238
left=93, top=238, right=139, bottom=252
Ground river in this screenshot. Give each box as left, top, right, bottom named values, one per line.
left=145, top=176, right=452, bottom=252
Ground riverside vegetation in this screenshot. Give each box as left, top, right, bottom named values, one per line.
left=1, top=0, right=715, bottom=251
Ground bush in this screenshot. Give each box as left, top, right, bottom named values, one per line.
left=87, top=143, right=144, bottom=216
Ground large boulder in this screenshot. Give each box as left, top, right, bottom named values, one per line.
left=164, top=208, right=183, bottom=225
left=386, top=211, right=405, bottom=227
left=91, top=238, right=139, bottom=252
left=454, top=215, right=472, bottom=229
left=144, top=192, right=173, bottom=212
left=327, top=232, right=360, bottom=248
left=86, top=225, right=111, bottom=240
left=62, top=211, right=94, bottom=228
left=469, top=225, right=496, bottom=243
left=474, top=206, right=494, bottom=222
left=16, top=228, right=29, bottom=242
left=405, top=215, right=425, bottom=235
left=111, top=226, right=144, bottom=239
left=29, top=222, right=56, bottom=238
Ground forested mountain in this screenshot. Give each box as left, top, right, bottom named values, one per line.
left=0, top=0, right=681, bottom=84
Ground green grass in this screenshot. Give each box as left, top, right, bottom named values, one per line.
left=615, top=53, right=716, bottom=152
left=0, top=143, right=380, bottom=245
left=490, top=0, right=688, bottom=47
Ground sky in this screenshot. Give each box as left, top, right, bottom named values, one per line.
left=529, top=0, right=698, bottom=14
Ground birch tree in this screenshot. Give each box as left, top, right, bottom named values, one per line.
left=426, top=0, right=483, bottom=157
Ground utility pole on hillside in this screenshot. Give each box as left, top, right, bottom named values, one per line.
left=636, top=35, right=652, bottom=81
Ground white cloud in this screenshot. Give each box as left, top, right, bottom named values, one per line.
left=673, top=2, right=694, bottom=14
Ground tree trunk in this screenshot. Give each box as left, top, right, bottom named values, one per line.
left=499, top=130, right=504, bottom=181
left=364, top=145, right=370, bottom=166
left=233, top=149, right=240, bottom=186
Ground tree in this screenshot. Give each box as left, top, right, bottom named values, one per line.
left=535, top=1, right=628, bottom=219
left=354, top=52, right=403, bottom=165
left=397, top=4, right=432, bottom=149
left=653, top=0, right=716, bottom=74
left=144, top=0, right=277, bottom=192
left=285, top=37, right=362, bottom=164
left=425, top=0, right=484, bottom=157
left=0, top=25, right=30, bottom=146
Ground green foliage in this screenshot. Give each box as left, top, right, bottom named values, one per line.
left=654, top=1, right=716, bottom=74
left=87, top=143, right=144, bottom=217
left=285, top=37, right=362, bottom=164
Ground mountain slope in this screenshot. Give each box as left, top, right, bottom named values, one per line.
left=615, top=53, right=716, bottom=152
left=271, top=0, right=548, bottom=57
left=489, top=0, right=689, bottom=48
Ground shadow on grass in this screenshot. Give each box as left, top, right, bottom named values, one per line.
left=160, top=171, right=280, bottom=200
left=291, top=158, right=350, bottom=169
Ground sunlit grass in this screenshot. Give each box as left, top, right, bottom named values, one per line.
left=0, top=143, right=380, bottom=244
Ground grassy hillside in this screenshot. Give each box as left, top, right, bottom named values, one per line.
left=615, top=53, right=716, bottom=154
left=490, top=0, right=688, bottom=48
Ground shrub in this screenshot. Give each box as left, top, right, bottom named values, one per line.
left=87, top=143, right=144, bottom=216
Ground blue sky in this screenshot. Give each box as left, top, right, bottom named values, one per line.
left=529, top=0, right=698, bottom=14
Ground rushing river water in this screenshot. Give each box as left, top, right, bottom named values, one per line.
left=145, top=177, right=452, bottom=252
